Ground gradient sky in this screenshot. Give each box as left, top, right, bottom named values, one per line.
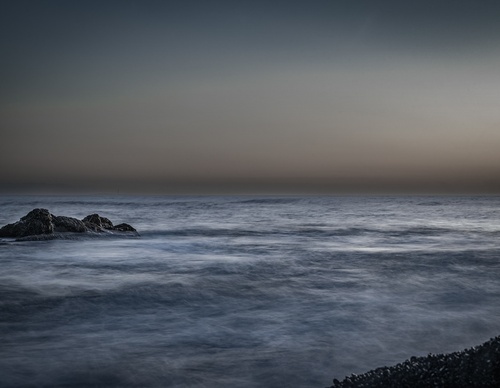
left=1, top=0, right=500, bottom=194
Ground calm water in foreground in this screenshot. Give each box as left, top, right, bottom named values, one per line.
left=1, top=195, right=500, bottom=387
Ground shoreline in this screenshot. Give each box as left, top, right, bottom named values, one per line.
left=328, top=336, right=500, bottom=387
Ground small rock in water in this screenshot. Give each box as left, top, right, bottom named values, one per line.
left=82, top=213, right=114, bottom=231
left=113, top=223, right=136, bottom=232
left=0, top=208, right=138, bottom=240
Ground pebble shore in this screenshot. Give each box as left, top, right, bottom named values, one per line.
left=328, top=336, right=500, bottom=387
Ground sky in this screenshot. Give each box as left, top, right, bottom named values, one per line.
left=1, top=0, right=500, bottom=194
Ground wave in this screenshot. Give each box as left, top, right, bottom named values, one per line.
left=140, top=225, right=460, bottom=240
left=0, top=278, right=269, bottom=325
left=3, top=226, right=467, bottom=244
left=9, top=231, right=140, bottom=242
left=416, top=201, right=444, bottom=206
left=234, top=197, right=302, bottom=205
left=386, top=226, right=456, bottom=237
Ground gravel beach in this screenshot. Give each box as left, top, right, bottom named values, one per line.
left=328, top=336, right=500, bottom=387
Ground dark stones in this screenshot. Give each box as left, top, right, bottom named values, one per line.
left=0, top=208, right=137, bottom=240
left=113, top=223, right=136, bottom=232
left=82, top=214, right=114, bottom=231
left=81, top=214, right=135, bottom=233
left=328, top=335, right=500, bottom=388
left=0, top=208, right=54, bottom=237
left=53, top=216, right=87, bottom=233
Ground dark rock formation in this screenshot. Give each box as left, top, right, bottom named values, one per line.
left=52, top=216, right=87, bottom=233
left=0, top=208, right=137, bottom=240
left=0, top=208, right=54, bottom=237
left=82, top=214, right=114, bottom=231
left=113, top=223, right=137, bottom=232
left=328, top=336, right=500, bottom=388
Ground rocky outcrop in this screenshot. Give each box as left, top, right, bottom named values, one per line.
left=0, top=208, right=137, bottom=240
left=82, top=214, right=115, bottom=232
left=0, top=208, right=54, bottom=237
left=328, top=335, right=500, bottom=388
left=52, top=215, right=87, bottom=233
left=112, top=223, right=137, bottom=232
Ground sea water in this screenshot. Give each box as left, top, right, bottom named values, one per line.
left=1, top=195, right=500, bottom=387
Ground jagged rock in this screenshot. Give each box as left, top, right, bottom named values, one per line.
left=53, top=216, right=87, bottom=233
left=82, top=214, right=114, bottom=231
left=0, top=208, right=54, bottom=237
left=113, top=223, right=136, bottom=232
left=0, top=208, right=137, bottom=240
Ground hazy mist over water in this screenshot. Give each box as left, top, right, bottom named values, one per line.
left=1, top=195, right=500, bottom=387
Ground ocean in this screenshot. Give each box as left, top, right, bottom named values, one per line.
left=1, top=195, right=500, bottom=387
